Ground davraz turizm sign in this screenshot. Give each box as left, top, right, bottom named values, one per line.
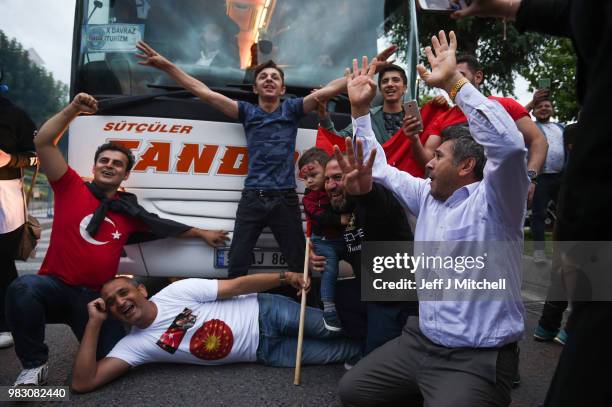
left=83, top=24, right=144, bottom=53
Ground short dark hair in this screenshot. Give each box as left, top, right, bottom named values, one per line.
left=377, top=64, right=407, bottom=87
left=298, top=147, right=330, bottom=170
left=94, top=142, right=135, bottom=172
left=442, top=125, right=486, bottom=181
left=456, top=54, right=483, bottom=75
left=253, top=60, right=284, bottom=84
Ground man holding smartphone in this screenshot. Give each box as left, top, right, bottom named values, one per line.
left=319, top=64, right=445, bottom=178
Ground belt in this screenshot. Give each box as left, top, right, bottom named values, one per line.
left=247, top=189, right=294, bottom=198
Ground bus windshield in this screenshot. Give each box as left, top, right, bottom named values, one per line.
left=73, top=0, right=418, bottom=99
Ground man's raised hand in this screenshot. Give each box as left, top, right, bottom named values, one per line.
left=135, top=41, right=173, bottom=71
left=87, top=298, right=108, bottom=322
left=416, top=31, right=462, bottom=93
left=333, top=137, right=376, bottom=196
left=372, top=44, right=398, bottom=73
left=71, top=93, right=98, bottom=115
left=346, top=56, right=378, bottom=118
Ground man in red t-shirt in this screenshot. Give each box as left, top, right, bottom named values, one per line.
left=423, top=55, right=548, bottom=205
left=6, top=93, right=229, bottom=386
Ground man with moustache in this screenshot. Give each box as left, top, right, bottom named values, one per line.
left=6, top=93, right=228, bottom=386
left=311, top=156, right=416, bottom=357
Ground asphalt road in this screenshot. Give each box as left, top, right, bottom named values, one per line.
left=0, top=300, right=563, bottom=407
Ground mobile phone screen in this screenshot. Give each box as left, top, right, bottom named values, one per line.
left=538, top=78, right=551, bottom=90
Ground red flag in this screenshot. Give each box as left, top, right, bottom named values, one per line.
left=315, top=101, right=450, bottom=178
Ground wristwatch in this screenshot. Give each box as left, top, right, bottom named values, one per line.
left=279, top=271, right=287, bottom=286
left=527, top=170, right=538, bottom=183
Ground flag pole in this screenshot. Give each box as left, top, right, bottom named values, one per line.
left=294, top=237, right=310, bottom=385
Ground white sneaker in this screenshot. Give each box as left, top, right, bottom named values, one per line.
left=0, top=332, right=14, bottom=348
left=533, top=250, right=547, bottom=264
left=14, top=363, right=48, bottom=386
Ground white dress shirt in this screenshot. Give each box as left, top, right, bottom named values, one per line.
left=353, top=83, right=530, bottom=347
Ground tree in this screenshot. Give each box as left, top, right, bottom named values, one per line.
left=519, top=36, right=578, bottom=122
left=386, top=11, right=578, bottom=120
left=0, top=30, right=68, bottom=126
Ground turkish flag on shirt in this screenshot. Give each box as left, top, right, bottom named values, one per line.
left=315, top=101, right=449, bottom=178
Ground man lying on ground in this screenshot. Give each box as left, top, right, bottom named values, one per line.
left=7, top=93, right=228, bottom=386
left=71, top=273, right=361, bottom=393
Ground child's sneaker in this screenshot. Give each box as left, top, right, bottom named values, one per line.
left=323, top=311, right=342, bottom=332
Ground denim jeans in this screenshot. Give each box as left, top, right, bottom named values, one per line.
left=228, top=189, right=305, bottom=278
left=311, top=235, right=345, bottom=303
left=6, top=274, right=126, bottom=368
left=255, top=293, right=362, bottom=367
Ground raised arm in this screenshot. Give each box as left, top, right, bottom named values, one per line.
left=136, top=41, right=238, bottom=119
left=71, top=299, right=131, bottom=393
left=35, top=93, right=98, bottom=182
left=339, top=56, right=426, bottom=215
left=304, top=45, right=399, bottom=114
left=217, top=271, right=309, bottom=299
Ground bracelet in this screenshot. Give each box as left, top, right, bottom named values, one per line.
left=449, top=77, right=469, bottom=102
left=279, top=271, right=287, bottom=286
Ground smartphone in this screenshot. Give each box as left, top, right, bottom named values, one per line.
left=416, top=0, right=471, bottom=12
left=538, top=78, right=552, bottom=90
left=403, top=100, right=423, bottom=132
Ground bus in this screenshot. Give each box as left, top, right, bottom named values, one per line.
left=68, top=0, right=419, bottom=279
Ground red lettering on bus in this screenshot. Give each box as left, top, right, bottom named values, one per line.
left=133, top=142, right=171, bottom=172
left=180, top=126, right=193, bottom=134
left=175, top=144, right=219, bottom=174
left=217, top=146, right=248, bottom=175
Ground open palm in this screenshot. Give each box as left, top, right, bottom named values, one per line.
left=135, top=41, right=172, bottom=70
left=346, top=56, right=378, bottom=112
left=417, top=31, right=459, bottom=89
left=333, top=137, right=376, bottom=196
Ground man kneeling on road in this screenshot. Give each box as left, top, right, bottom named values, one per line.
left=338, top=31, right=528, bottom=406
left=71, top=273, right=361, bottom=393
left=6, top=93, right=229, bottom=386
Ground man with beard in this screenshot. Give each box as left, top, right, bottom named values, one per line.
left=310, top=156, right=416, bottom=357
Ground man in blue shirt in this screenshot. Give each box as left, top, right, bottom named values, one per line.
left=337, top=31, right=528, bottom=406
left=136, top=41, right=395, bottom=280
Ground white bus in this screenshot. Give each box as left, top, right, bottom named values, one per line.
left=68, top=0, right=419, bottom=278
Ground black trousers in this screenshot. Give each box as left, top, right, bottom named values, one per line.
left=228, top=189, right=305, bottom=278
left=544, top=302, right=612, bottom=406
left=339, top=317, right=517, bottom=407
left=0, top=225, right=22, bottom=332
left=531, top=173, right=562, bottom=251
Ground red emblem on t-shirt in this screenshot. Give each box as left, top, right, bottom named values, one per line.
left=189, top=319, right=234, bottom=360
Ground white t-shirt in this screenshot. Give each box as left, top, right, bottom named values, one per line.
left=540, top=122, right=565, bottom=174
left=0, top=178, right=25, bottom=234
left=107, top=279, right=260, bottom=366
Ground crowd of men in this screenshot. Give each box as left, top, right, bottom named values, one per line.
left=0, top=0, right=609, bottom=406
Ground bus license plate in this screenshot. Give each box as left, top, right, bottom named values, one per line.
left=214, top=249, right=287, bottom=269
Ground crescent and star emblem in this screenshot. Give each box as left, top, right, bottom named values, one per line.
left=78, top=214, right=122, bottom=245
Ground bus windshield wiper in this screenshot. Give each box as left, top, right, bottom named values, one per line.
left=95, top=83, right=257, bottom=112
left=95, top=90, right=193, bottom=112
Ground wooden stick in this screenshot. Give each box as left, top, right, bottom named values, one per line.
left=294, top=237, right=310, bottom=385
